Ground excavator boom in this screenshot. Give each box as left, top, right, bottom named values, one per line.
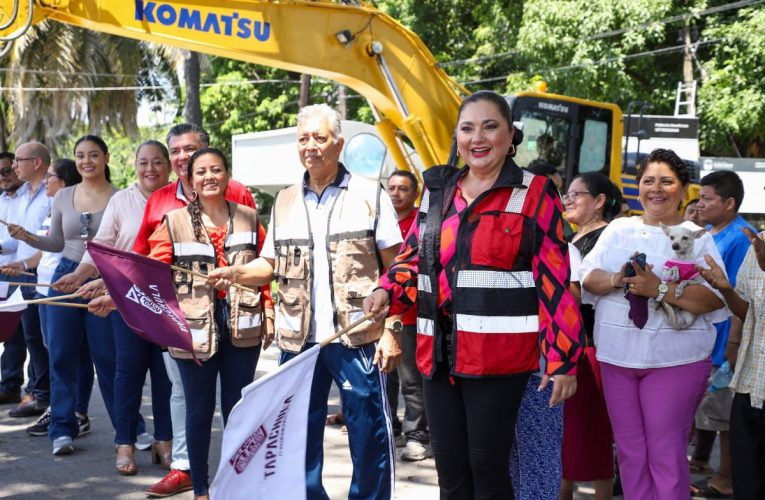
left=1, top=0, right=467, bottom=170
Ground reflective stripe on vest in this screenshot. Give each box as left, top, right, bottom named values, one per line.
left=417, top=317, right=435, bottom=337
left=226, top=231, right=258, bottom=249
left=419, top=190, right=430, bottom=214
left=173, top=241, right=215, bottom=258
left=417, top=274, right=432, bottom=293
left=504, top=171, right=534, bottom=213
left=455, top=270, right=534, bottom=289
left=455, top=313, right=539, bottom=334
left=238, top=314, right=263, bottom=330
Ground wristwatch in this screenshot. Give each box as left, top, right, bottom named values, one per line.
left=655, top=282, right=669, bottom=303
left=384, top=319, right=403, bottom=335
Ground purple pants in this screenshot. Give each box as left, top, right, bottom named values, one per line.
left=601, top=359, right=709, bottom=500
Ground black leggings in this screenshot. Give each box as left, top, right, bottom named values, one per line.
left=423, top=364, right=529, bottom=500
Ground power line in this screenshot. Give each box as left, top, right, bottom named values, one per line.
left=460, top=39, right=721, bottom=86
left=0, top=78, right=301, bottom=92
left=440, top=0, right=763, bottom=68
left=0, top=67, right=139, bottom=78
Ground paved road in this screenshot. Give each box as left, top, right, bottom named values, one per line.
left=0, top=344, right=717, bottom=499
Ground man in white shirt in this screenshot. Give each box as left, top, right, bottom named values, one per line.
left=0, top=152, right=28, bottom=405
left=210, top=104, right=403, bottom=499
left=3, top=142, right=53, bottom=418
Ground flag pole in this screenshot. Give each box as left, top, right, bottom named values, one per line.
left=1, top=282, right=50, bottom=288
left=319, top=312, right=377, bottom=348
left=0, top=219, right=40, bottom=242
left=169, top=265, right=259, bottom=294
left=23, top=293, right=81, bottom=305
left=45, top=301, right=89, bottom=309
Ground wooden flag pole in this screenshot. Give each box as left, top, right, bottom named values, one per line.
left=0, top=219, right=39, bottom=242
left=45, top=301, right=89, bottom=309
left=23, top=293, right=80, bottom=305
left=1, top=282, right=50, bottom=288
left=170, top=265, right=258, bottom=294
left=319, top=312, right=376, bottom=348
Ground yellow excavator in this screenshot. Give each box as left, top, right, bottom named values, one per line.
left=0, top=0, right=631, bottom=197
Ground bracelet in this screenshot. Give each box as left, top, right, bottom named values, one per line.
left=610, top=272, right=620, bottom=288
left=22, top=260, right=29, bottom=271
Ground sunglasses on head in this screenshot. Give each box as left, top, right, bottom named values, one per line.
left=80, top=212, right=91, bottom=239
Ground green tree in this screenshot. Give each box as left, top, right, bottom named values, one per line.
left=1, top=21, right=176, bottom=155
left=697, top=6, right=765, bottom=156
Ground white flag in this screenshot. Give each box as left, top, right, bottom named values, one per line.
left=210, top=345, right=320, bottom=500
left=0, top=288, right=27, bottom=312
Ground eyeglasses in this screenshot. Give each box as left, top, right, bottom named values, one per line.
left=0, top=167, right=13, bottom=178
left=12, top=157, right=37, bottom=165
left=562, top=191, right=593, bottom=203
left=44, top=173, right=60, bottom=181
left=80, top=212, right=91, bottom=239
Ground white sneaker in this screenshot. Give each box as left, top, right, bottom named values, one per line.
left=52, top=436, right=74, bottom=455
left=401, top=440, right=432, bottom=462
left=135, top=432, right=154, bottom=451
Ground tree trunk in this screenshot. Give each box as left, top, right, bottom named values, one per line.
left=337, top=85, right=347, bottom=119
left=183, top=51, right=202, bottom=126
left=298, top=74, right=311, bottom=109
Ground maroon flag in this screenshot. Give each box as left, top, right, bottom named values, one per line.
left=0, top=288, right=25, bottom=342
left=86, top=241, right=199, bottom=364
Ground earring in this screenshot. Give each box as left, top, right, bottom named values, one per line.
left=508, top=144, right=516, bottom=157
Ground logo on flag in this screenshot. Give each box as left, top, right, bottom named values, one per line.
left=86, top=241, right=197, bottom=363
left=125, top=285, right=163, bottom=315
left=211, top=346, right=320, bottom=500
left=229, top=425, right=267, bottom=474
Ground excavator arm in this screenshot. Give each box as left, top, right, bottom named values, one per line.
left=0, top=0, right=466, bottom=171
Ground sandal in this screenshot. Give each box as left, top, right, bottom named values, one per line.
left=689, top=460, right=714, bottom=474
left=690, top=480, right=733, bottom=499
left=115, top=444, right=137, bottom=476
left=325, top=412, right=345, bottom=426
left=151, top=440, right=173, bottom=469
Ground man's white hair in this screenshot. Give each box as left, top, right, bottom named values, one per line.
left=297, top=104, right=342, bottom=140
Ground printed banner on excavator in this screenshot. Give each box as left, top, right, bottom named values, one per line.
left=134, top=1, right=271, bottom=41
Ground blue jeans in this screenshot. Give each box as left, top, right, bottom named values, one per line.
left=112, top=313, right=172, bottom=444
left=17, top=274, right=49, bottom=405
left=47, top=257, right=116, bottom=440
left=280, top=342, right=395, bottom=500
left=175, top=299, right=260, bottom=496
left=38, top=294, right=93, bottom=415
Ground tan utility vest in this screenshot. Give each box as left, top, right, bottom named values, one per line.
left=272, top=174, right=383, bottom=353
left=165, top=202, right=263, bottom=360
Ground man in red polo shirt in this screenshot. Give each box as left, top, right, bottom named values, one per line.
left=386, top=169, right=431, bottom=461
left=133, top=123, right=255, bottom=255
left=138, top=123, right=266, bottom=498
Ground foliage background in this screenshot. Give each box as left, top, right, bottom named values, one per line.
left=1, top=0, right=763, bottom=190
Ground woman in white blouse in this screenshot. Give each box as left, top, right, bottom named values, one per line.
left=73, top=140, right=173, bottom=475
left=580, top=148, right=727, bottom=499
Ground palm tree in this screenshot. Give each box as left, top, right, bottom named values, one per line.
left=1, top=20, right=177, bottom=155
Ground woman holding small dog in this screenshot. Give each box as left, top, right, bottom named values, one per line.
left=580, top=148, right=728, bottom=499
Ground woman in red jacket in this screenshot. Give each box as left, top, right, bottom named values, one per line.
left=364, top=90, right=584, bottom=499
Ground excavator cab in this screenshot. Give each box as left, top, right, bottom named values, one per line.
left=508, top=92, right=623, bottom=192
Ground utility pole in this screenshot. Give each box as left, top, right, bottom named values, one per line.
left=681, top=24, right=695, bottom=116
left=298, top=74, right=311, bottom=109
left=338, top=85, right=347, bottom=119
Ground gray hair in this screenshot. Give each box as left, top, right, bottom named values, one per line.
left=297, top=104, right=342, bottom=140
